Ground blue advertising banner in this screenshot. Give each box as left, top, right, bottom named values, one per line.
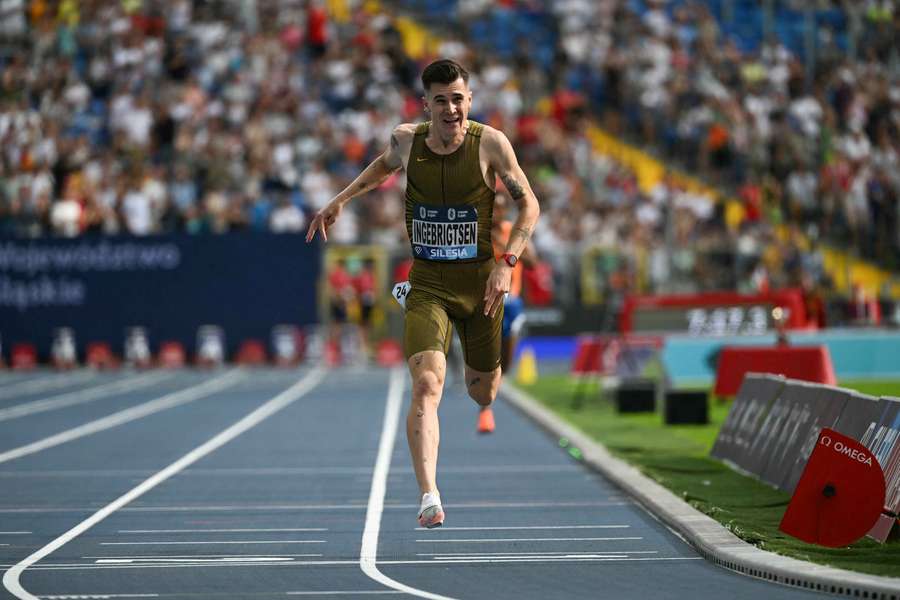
left=0, top=234, right=321, bottom=359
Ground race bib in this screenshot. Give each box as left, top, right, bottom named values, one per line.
left=392, top=281, right=411, bottom=310
left=411, top=203, right=478, bottom=261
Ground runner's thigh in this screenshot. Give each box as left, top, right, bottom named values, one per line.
left=405, top=288, right=453, bottom=359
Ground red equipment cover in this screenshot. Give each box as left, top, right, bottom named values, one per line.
left=713, top=345, right=836, bottom=396
left=780, top=428, right=886, bottom=547
left=86, top=342, right=119, bottom=369
left=11, top=343, right=37, bottom=370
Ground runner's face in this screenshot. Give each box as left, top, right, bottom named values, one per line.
left=424, top=78, right=471, bottom=140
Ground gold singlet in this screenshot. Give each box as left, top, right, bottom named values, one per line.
left=402, top=120, right=502, bottom=371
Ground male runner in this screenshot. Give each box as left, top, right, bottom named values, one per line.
left=306, top=59, right=540, bottom=528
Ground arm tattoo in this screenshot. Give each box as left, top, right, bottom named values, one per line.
left=500, top=173, right=526, bottom=200
left=511, top=226, right=532, bottom=245
left=383, top=134, right=402, bottom=169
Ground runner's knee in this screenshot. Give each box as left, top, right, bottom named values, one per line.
left=412, top=369, right=444, bottom=406
left=466, top=367, right=500, bottom=407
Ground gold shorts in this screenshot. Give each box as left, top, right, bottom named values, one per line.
left=404, top=258, right=502, bottom=372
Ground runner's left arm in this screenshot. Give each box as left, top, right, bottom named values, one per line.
left=482, top=129, right=540, bottom=317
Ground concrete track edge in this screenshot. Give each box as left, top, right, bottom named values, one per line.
left=500, top=381, right=900, bottom=599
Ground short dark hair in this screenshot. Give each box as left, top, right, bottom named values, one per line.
left=421, top=59, right=469, bottom=91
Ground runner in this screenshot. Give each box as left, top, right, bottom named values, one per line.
left=306, top=59, right=540, bottom=528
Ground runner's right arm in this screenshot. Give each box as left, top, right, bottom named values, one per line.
left=306, top=125, right=412, bottom=243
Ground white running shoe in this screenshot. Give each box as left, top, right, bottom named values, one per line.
left=417, top=491, right=445, bottom=528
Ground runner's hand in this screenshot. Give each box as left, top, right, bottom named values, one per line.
left=483, top=264, right=511, bottom=317
left=306, top=202, right=343, bottom=243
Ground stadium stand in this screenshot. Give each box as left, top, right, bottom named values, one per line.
left=0, top=0, right=896, bottom=329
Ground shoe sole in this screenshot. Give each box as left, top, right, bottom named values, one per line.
left=418, top=506, right=445, bottom=528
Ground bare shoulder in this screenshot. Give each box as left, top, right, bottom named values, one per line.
left=479, top=124, right=515, bottom=155
left=391, top=123, right=418, bottom=143
left=384, top=123, right=417, bottom=170
left=478, top=123, right=517, bottom=165
left=478, top=123, right=508, bottom=146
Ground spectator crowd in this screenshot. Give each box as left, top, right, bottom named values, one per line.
left=0, top=0, right=897, bottom=320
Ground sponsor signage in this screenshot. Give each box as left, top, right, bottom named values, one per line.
left=779, top=385, right=850, bottom=493
left=620, top=290, right=806, bottom=335
left=710, top=374, right=785, bottom=472
left=861, top=397, right=900, bottom=516
left=714, top=379, right=900, bottom=543
left=780, top=428, right=885, bottom=547
left=0, top=234, right=321, bottom=359
left=833, top=391, right=883, bottom=441
left=759, top=382, right=823, bottom=488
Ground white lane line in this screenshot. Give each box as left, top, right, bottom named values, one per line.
left=100, top=540, right=325, bottom=545
left=416, top=525, right=630, bottom=531
left=402, top=464, right=582, bottom=474
left=0, top=532, right=30, bottom=535
left=10, top=556, right=705, bottom=571
left=0, top=500, right=626, bottom=514
left=436, top=554, right=632, bottom=560
left=415, top=536, right=643, bottom=543
left=43, top=595, right=158, bottom=599
left=0, top=370, right=244, bottom=465
left=418, top=550, right=659, bottom=556
left=0, top=469, right=162, bottom=478
left=2, top=367, right=326, bottom=600
left=96, top=557, right=295, bottom=564
left=379, top=557, right=702, bottom=565
left=444, top=501, right=629, bottom=508
left=360, top=368, right=455, bottom=600
left=287, top=593, right=403, bottom=596
left=0, top=465, right=583, bottom=477
left=0, top=371, right=171, bottom=422
left=0, top=371, right=96, bottom=399
left=84, top=554, right=323, bottom=559
left=117, top=528, right=327, bottom=533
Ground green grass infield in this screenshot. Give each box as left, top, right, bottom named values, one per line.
left=514, top=375, right=900, bottom=578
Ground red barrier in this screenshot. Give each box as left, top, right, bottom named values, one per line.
left=324, top=339, right=341, bottom=367
left=236, top=340, right=267, bottom=366
left=86, top=342, right=119, bottom=369
left=376, top=339, right=403, bottom=367
left=11, top=343, right=37, bottom=370
left=714, top=345, right=836, bottom=396
left=158, top=341, right=186, bottom=368
left=570, top=336, right=604, bottom=375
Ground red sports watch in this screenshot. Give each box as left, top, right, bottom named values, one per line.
left=501, top=253, right=518, bottom=268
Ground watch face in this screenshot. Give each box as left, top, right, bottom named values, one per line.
left=505, top=254, right=517, bottom=267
